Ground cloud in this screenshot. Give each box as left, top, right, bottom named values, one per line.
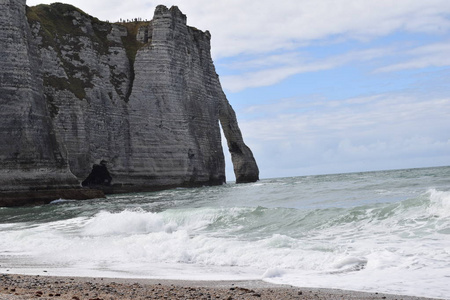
left=221, top=64, right=322, bottom=93
left=185, top=0, right=450, bottom=58
left=27, top=0, right=450, bottom=58
left=376, top=42, right=450, bottom=72
left=237, top=93, right=450, bottom=177
left=242, top=94, right=449, bottom=141
left=221, top=47, right=393, bottom=92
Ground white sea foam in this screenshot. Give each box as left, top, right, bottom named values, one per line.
left=0, top=167, right=449, bottom=299
left=49, top=199, right=76, bottom=204
left=427, top=189, right=450, bottom=218
left=262, top=267, right=285, bottom=278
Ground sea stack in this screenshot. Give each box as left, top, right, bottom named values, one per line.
left=0, top=0, right=259, bottom=206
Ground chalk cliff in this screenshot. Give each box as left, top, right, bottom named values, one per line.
left=0, top=0, right=259, bottom=206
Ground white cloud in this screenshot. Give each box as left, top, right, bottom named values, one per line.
left=26, top=0, right=450, bottom=58
left=221, top=64, right=324, bottom=93
left=221, top=47, right=393, bottom=92
left=238, top=94, right=450, bottom=177
left=191, top=0, right=450, bottom=58
left=376, top=42, right=450, bottom=72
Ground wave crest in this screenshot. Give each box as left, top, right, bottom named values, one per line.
left=83, top=210, right=175, bottom=236
left=427, top=189, right=450, bottom=218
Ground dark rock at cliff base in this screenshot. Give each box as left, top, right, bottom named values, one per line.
left=0, top=189, right=105, bottom=207
left=0, top=1, right=259, bottom=206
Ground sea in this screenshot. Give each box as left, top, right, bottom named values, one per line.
left=0, top=166, right=449, bottom=299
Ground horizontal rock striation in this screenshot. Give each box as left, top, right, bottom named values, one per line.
left=0, top=0, right=81, bottom=196
left=0, top=1, right=259, bottom=206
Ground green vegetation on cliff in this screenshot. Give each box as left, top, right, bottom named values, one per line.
left=26, top=3, right=89, bottom=43
left=26, top=3, right=150, bottom=64
left=26, top=3, right=150, bottom=101
left=117, top=21, right=150, bottom=64
left=26, top=4, right=99, bottom=99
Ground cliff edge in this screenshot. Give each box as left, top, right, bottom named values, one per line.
left=0, top=1, right=259, bottom=206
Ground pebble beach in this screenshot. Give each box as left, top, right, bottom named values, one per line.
left=0, top=274, right=441, bottom=300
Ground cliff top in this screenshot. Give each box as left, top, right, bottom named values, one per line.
left=26, top=3, right=96, bottom=35
left=25, top=3, right=206, bottom=63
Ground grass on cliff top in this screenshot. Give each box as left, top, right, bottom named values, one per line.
left=26, top=3, right=101, bottom=100
left=27, top=3, right=150, bottom=64
left=26, top=3, right=111, bottom=49
left=26, top=3, right=151, bottom=101
left=26, top=3, right=88, bottom=42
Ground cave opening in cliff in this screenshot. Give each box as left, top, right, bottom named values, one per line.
left=82, top=160, right=112, bottom=187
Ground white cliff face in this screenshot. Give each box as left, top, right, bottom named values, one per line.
left=0, top=0, right=79, bottom=192
left=127, top=6, right=226, bottom=187
left=30, top=6, right=134, bottom=182
left=0, top=2, right=258, bottom=203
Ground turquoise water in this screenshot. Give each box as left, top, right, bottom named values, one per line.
left=1, top=166, right=449, bottom=299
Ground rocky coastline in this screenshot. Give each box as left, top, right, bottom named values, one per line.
left=0, top=0, right=259, bottom=206
left=0, top=274, right=440, bottom=300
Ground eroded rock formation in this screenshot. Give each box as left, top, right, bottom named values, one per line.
left=0, top=0, right=259, bottom=206
left=0, top=0, right=81, bottom=193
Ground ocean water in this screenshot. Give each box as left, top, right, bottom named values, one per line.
left=0, top=166, right=449, bottom=299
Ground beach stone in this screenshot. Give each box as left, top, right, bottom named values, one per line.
left=0, top=274, right=438, bottom=300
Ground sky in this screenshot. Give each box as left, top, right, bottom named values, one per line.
left=27, top=0, right=450, bottom=180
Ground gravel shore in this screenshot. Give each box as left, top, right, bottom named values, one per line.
left=0, top=273, right=440, bottom=300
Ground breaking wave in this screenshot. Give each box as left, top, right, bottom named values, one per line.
left=0, top=167, right=449, bottom=298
